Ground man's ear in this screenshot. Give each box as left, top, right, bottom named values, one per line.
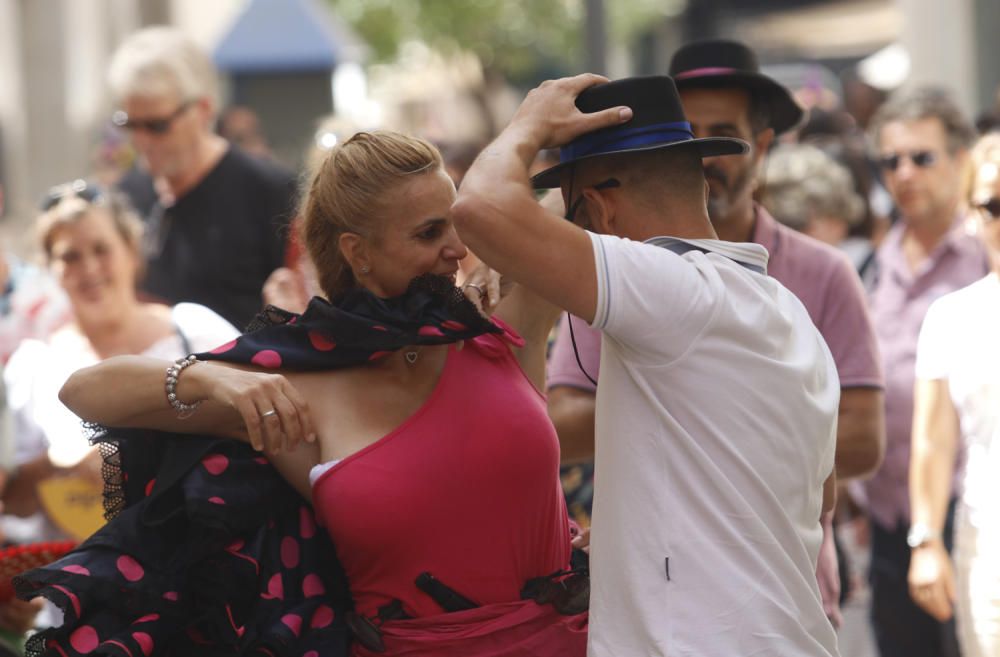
left=338, top=232, right=370, bottom=277
left=195, top=96, right=216, bottom=130
left=583, top=187, right=616, bottom=235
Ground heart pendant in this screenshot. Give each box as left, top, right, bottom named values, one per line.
left=404, top=351, right=418, bottom=364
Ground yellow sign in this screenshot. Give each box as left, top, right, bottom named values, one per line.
left=37, top=477, right=105, bottom=541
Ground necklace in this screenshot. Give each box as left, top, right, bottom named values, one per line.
left=404, top=348, right=419, bottom=365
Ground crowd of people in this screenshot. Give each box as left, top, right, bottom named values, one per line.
left=0, top=23, right=994, bottom=657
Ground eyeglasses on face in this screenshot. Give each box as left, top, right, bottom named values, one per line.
left=40, top=179, right=102, bottom=211
left=974, top=197, right=1000, bottom=221
left=112, top=100, right=194, bottom=135
left=878, top=150, right=937, bottom=172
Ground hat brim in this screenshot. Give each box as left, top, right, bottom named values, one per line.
left=673, top=72, right=806, bottom=135
left=531, top=136, right=748, bottom=189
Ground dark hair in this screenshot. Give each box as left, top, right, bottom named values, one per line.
left=869, top=87, right=975, bottom=153
left=748, top=91, right=772, bottom=134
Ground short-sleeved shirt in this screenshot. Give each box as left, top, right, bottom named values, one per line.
left=548, top=206, right=884, bottom=392
left=2, top=303, right=239, bottom=542
left=863, top=217, right=989, bottom=530
left=585, top=233, right=839, bottom=657
left=915, top=273, right=1000, bottom=532
left=119, top=147, right=297, bottom=329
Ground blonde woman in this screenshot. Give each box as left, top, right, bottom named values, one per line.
left=909, top=132, right=1000, bottom=657
left=3, top=184, right=238, bottom=527
left=21, top=133, right=585, bottom=657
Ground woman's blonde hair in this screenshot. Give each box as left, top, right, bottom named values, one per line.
left=299, top=131, right=442, bottom=300
left=37, top=189, right=145, bottom=275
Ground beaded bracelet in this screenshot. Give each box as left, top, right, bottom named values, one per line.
left=165, top=355, right=202, bottom=419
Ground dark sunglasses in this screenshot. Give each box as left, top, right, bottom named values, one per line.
left=40, top=179, right=102, bottom=211
left=111, top=100, right=193, bottom=135
left=974, top=197, right=1000, bottom=221
left=564, top=177, right=622, bottom=223
left=878, top=150, right=937, bottom=172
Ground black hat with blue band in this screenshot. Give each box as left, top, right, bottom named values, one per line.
left=531, top=75, right=749, bottom=189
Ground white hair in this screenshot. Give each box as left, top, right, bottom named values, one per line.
left=108, top=26, right=220, bottom=110
left=762, top=143, right=865, bottom=229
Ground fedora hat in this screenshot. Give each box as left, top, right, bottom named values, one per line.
left=531, top=75, right=748, bottom=189
left=669, top=39, right=805, bottom=135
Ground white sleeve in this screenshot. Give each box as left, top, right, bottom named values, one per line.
left=914, top=294, right=952, bottom=381
left=172, top=303, right=241, bottom=353
left=588, top=232, right=717, bottom=363
left=4, top=341, right=77, bottom=467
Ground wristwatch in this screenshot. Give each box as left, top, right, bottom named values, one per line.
left=907, top=522, right=941, bottom=548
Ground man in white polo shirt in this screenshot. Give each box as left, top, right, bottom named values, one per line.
left=452, top=74, right=840, bottom=656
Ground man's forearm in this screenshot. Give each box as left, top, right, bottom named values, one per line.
left=835, top=388, right=885, bottom=479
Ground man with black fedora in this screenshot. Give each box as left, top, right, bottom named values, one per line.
left=453, top=73, right=840, bottom=656
left=547, top=38, right=885, bottom=628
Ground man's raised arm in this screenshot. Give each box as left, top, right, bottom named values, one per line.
left=450, top=74, right=631, bottom=323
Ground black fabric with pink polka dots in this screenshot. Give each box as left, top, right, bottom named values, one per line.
left=13, top=277, right=497, bottom=657
left=16, top=435, right=352, bottom=657
left=200, top=274, right=500, bottom=371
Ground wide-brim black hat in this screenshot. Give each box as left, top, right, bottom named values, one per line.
left=531, top=75, right=748, bottom=189
left=669, top=39, right=805, bottom=135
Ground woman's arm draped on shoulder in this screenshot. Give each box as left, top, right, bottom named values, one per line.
left=60, top=355, right=316, bottom=454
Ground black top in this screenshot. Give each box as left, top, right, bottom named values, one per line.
left=120, top=147, right=297, bottom=329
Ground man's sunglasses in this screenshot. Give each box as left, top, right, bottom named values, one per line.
left=878, top=150, right=937, bottom=172
left=40, top=179, right=102, bottom=211
left=112, top=100, right=193, bottom=135
left=974, top=197, right=1000, bottom=221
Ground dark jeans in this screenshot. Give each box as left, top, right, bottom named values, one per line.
left=869, top=500, right=961, bottom=657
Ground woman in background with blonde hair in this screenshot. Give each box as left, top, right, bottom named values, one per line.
left=908, top=131, right=1000, bottom=657
left=3, top=183, right=237, bottom=526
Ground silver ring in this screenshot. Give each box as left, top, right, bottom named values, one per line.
left=464, top=283, right=485, bottom=297
left=261, top=409, right=278, bottom=419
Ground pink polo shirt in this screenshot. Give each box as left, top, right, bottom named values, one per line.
left=862, top=215, right=989, bottom=530
left=548, top=206, right=884, bottom=393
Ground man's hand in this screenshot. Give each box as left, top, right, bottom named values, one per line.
left=510, top=74, right=632, bottom=151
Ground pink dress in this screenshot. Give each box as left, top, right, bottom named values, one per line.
left=311, top=319, right=587, bottom=656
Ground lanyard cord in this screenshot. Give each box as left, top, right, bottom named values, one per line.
left=562, top=163, right=599, bottom=388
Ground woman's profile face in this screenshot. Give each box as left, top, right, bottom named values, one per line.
left=361, top=167, right=468, bottom=297
left=970, top=156, right=1000, bottom=257
left=48, top=208, right=140, bottom=314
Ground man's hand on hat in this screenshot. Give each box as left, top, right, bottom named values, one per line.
left=512, top=74, right=632, bottom=150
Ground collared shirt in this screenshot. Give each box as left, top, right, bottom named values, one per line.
left=863, top=215, right=990, bottom=530
left=585, top=232, right=839, bottom=657
left=548, top=205, right=884, bottom=391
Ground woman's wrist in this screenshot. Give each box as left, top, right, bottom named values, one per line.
left=166, top=356, right=205, bottom=418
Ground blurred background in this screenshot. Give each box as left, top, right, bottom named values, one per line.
left=1, top=0, right=999, bottom=248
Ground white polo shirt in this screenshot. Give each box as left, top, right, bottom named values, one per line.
left=586, top=233, right=840, bottom=657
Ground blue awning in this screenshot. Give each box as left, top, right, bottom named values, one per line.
left=214, top=0, right=365, bottom=73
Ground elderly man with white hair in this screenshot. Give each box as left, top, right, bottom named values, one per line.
left=112, top=26, right=296, bottom=328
